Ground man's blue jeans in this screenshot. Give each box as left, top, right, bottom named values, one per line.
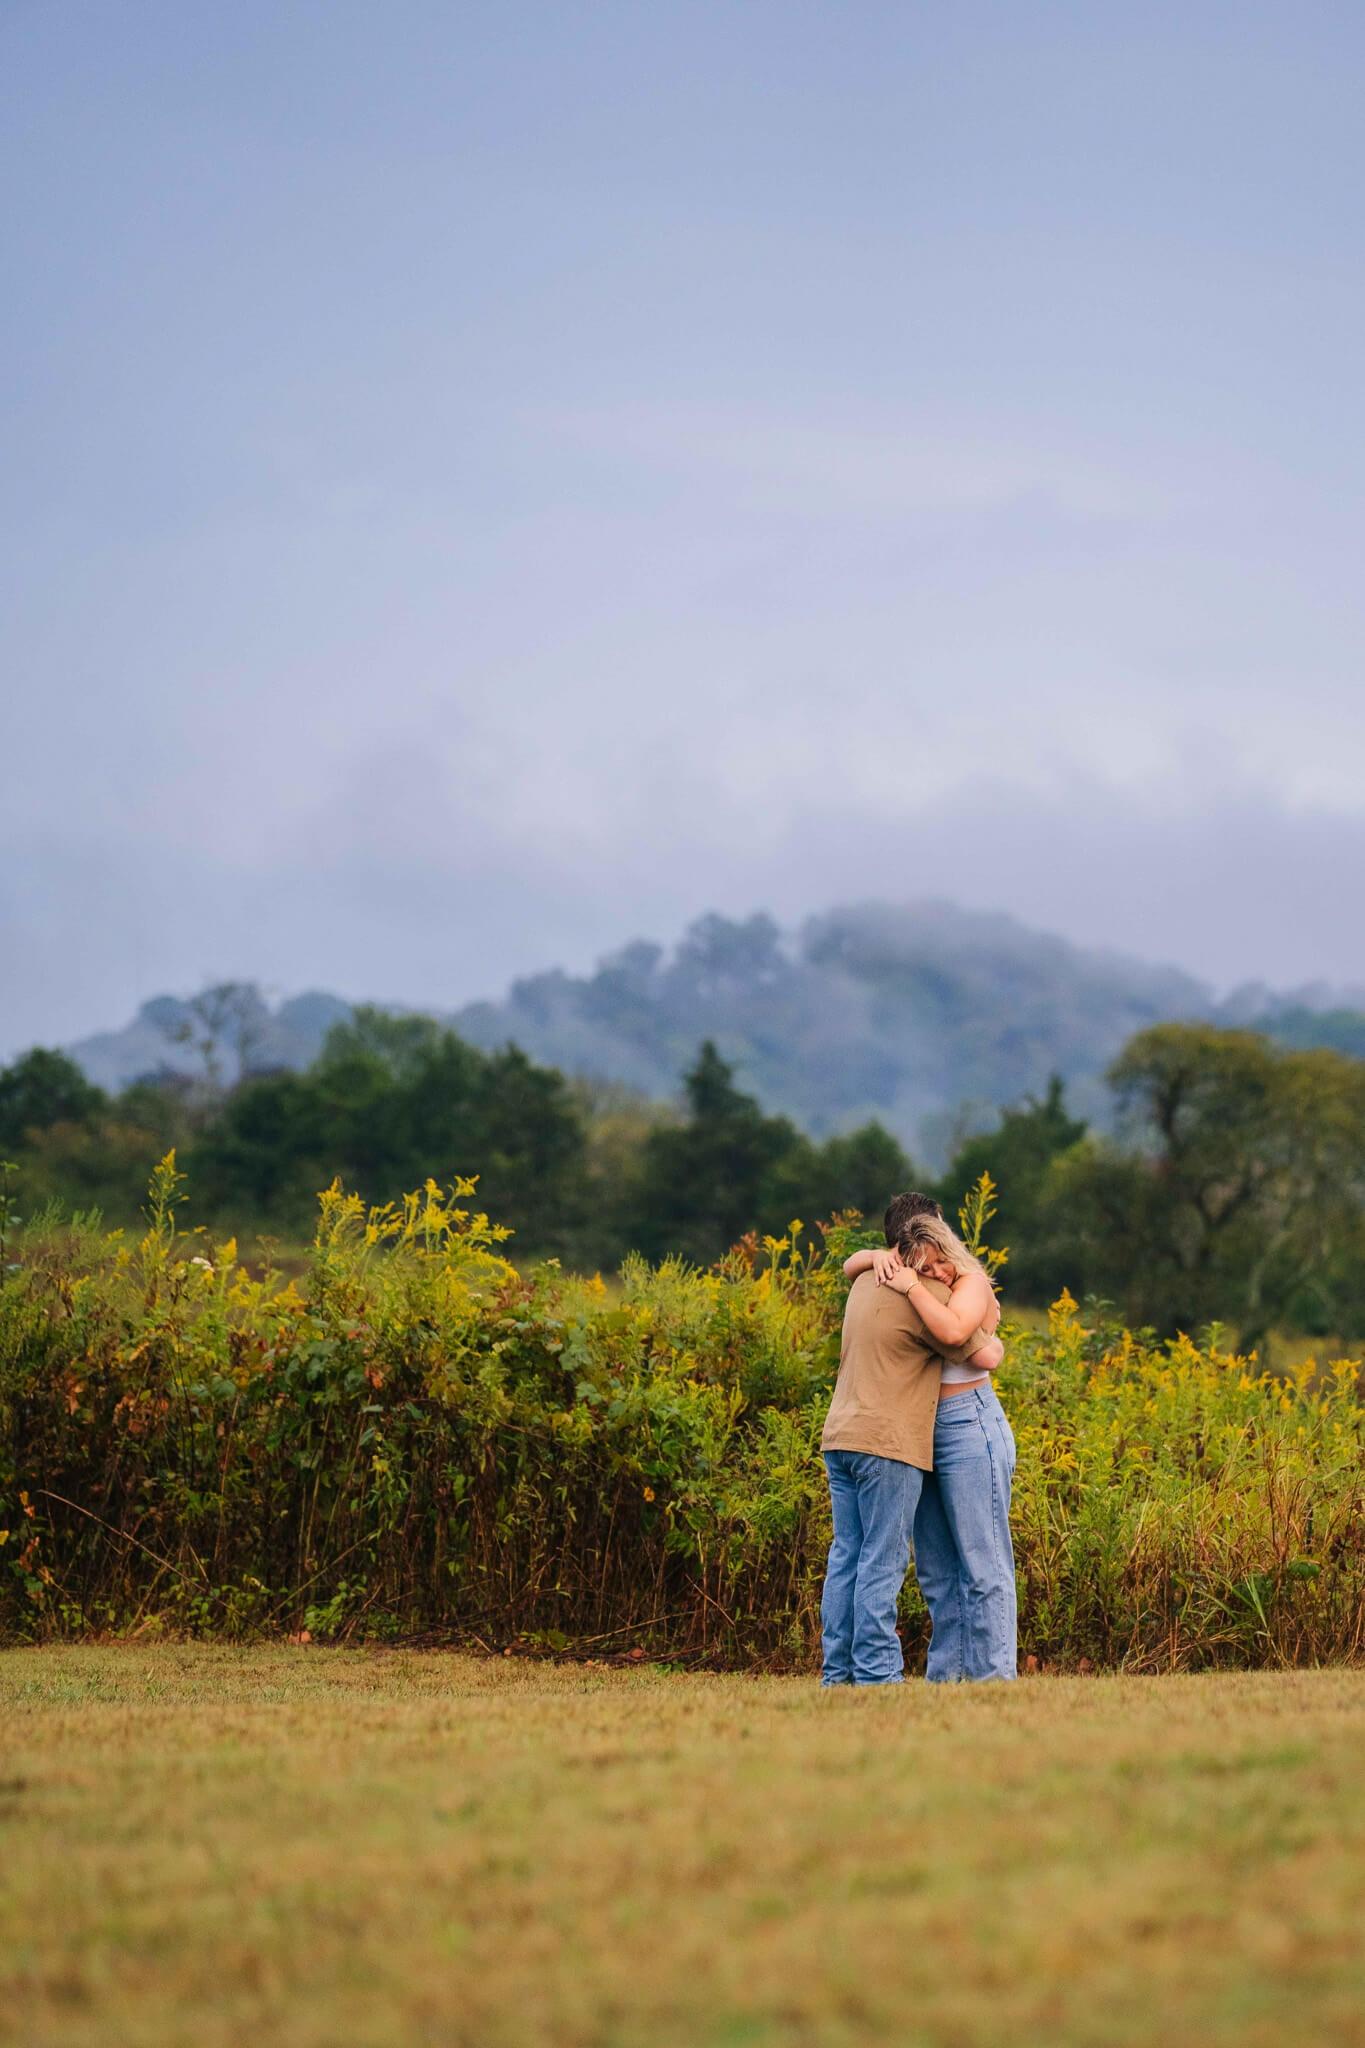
left=913, top=1385, right=1018, bottom=1682
left=821, top=1449, right=923, bottom=1685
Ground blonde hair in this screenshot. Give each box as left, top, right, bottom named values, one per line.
left=901, top=1213, right=988, bottom=1284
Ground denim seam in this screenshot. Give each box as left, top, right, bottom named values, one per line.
left=986, top=1426, right=1013, bottom=1678
left=950, top=1475, right=968, bottom=1682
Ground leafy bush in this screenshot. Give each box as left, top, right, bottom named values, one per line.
left=2, top=1161, right=1362, bottom=1668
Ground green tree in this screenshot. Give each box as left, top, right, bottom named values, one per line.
left=630, top=1042, right=804, bottom=1264
left=317, top=1007, right=453, bottom=1085
left=938, top=1076, right=1087, bottom=1302
left=471, top=1045, right=588, bottom=1253
left=192, top=1014, right=589, bottom=1256
left=1033, top=1025, right=1365, bottom=1345
left=315, top=1014, right=485, bottom=1191
left=190, top=1072, right=334, bottom=1224
left=0, top=1048, right=107, bottom=1149
left=766, top=1121, right=914, bottom=1233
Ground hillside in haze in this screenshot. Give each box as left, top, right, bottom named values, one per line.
left=61, top=901, right=1365, bottom=1162
left=453, top=904, right=1209, bottom=1155
left=67, top=988, right=352, bottom=1097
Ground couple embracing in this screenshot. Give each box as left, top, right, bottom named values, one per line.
left=819, top=1191, right=1017, bottom=1686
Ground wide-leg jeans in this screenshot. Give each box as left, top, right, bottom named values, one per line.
left=912, top=1385, right=1018, bottom=1682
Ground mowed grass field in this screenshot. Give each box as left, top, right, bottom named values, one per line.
left=3, top=1649, right=1365, bottom=2048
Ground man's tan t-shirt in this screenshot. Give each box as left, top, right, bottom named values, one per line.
left=820, top=1272, right=993, bottom=1472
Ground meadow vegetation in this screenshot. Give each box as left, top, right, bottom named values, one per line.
left=4, top=1645, right=1365, bottom=2048
left=3, top=1161, right=1362, bottom=1667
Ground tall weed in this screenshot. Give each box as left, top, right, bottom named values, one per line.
left=2, top=1166, right=1362, bottom=1667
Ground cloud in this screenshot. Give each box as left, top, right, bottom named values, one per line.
left=5, top=754, right=1362, bottom=1062
left=541, top=400, right=1162, bottom=525
left=5, top=7, right=1364, bottom=1060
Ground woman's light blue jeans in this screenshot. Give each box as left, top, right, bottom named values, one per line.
left=912, top=1385, right=1018, bottom=1681
left=821, top=1449, right=923, bottom=1685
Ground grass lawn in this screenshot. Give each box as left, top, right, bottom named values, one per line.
left=3, top=1649, right=1364, bottom=2048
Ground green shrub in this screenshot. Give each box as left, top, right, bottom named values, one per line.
left=2, top=1161, right=1362, bottom=1669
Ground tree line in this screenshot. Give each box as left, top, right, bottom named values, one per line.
left=3, top=1012, right=1363, bottom=1346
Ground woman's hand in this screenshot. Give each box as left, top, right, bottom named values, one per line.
left=871, top=1245, right=903, bottom=1285
left=884, top=1262, right=921, bottom=1295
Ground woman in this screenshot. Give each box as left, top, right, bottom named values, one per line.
left=857, top=1216, right=1018, bottom=1681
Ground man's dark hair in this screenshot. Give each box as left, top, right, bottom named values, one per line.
left=883, top=1190, right=943, bottom=1245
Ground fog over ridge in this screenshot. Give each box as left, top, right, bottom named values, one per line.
left=55, top=895, right=1365, bottom=1168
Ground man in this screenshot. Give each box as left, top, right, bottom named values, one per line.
left=819, top=1192, right=997, bottom=1686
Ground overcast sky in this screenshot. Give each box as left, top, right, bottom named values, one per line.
left=4, top=1, right=1364, bottom=1057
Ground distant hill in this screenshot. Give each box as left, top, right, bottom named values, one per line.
left=1234, top=1006, right=1365, bottom=1061
left=59, top=903, right=1364, bottom=1163
left=67, top=988, right=352, bottom=1094
left=453, top=903, right=1212, bottom=1158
